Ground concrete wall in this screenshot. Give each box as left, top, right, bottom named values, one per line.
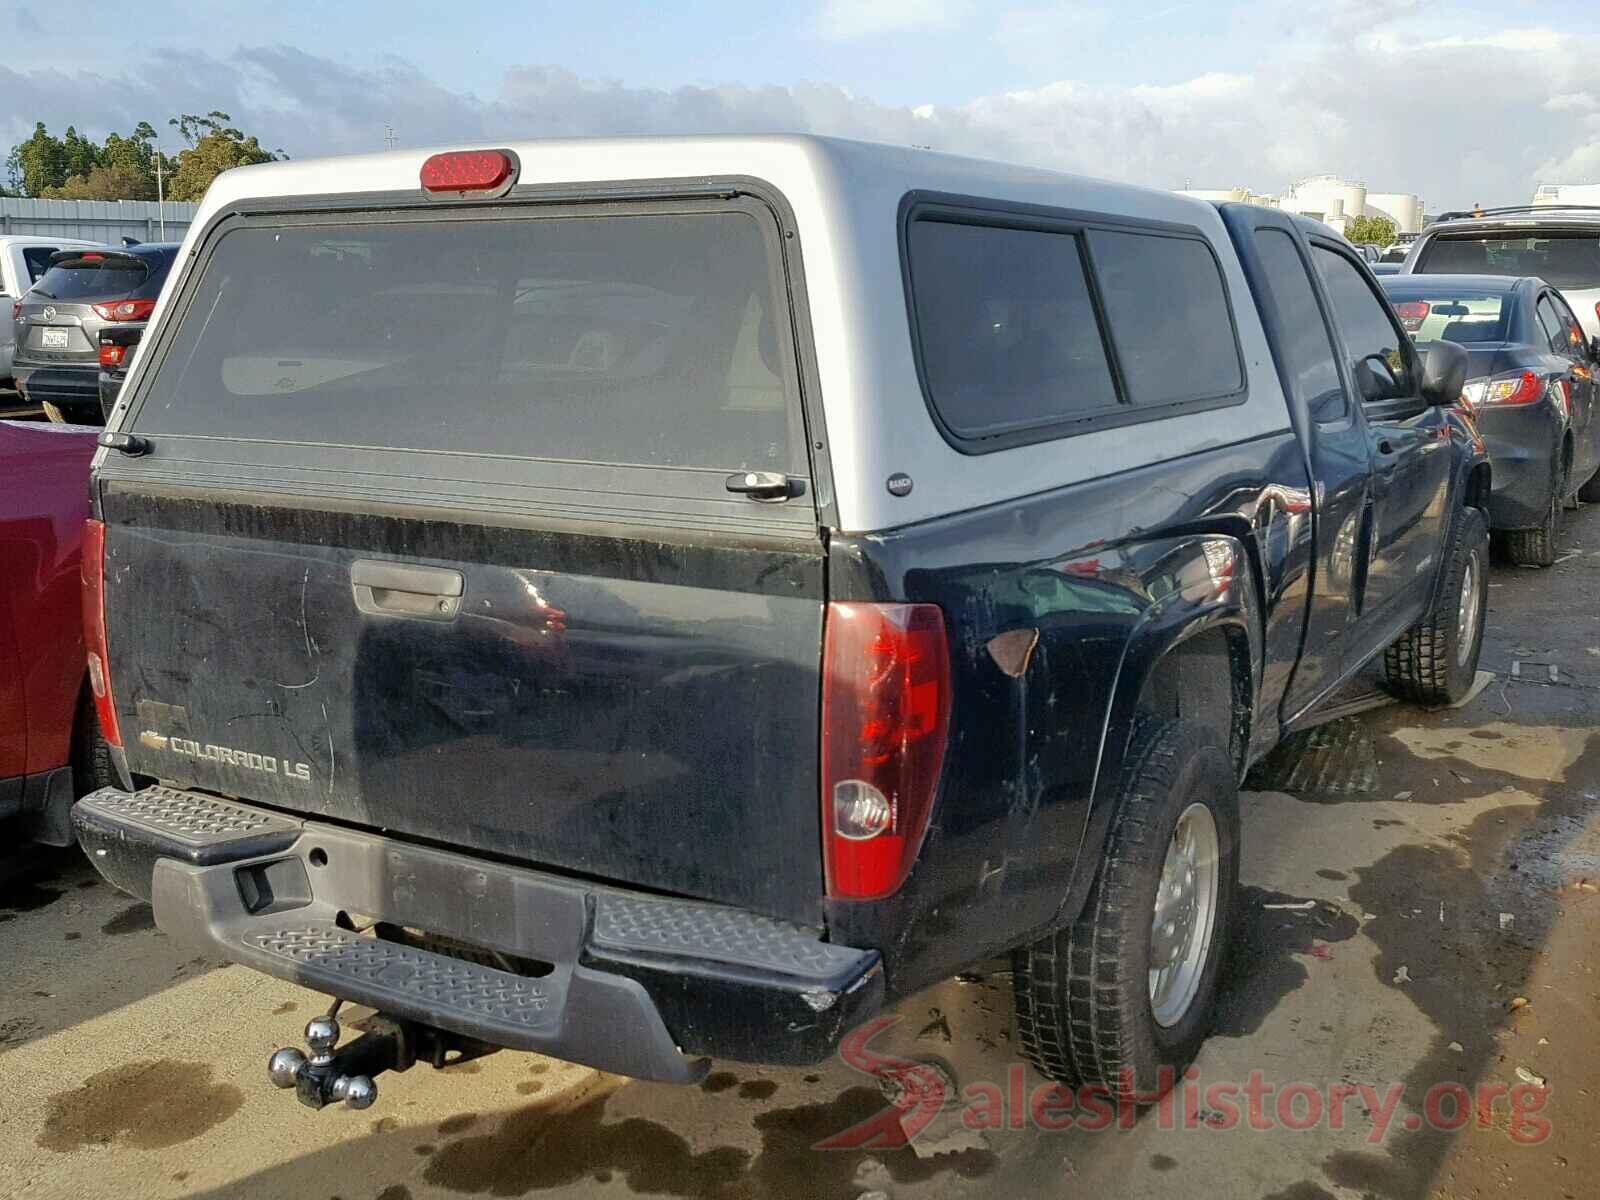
left=0, top=197, right=199, bottom=244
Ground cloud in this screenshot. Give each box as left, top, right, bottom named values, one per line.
left=3, top=25, right=1598, bottom=207
left=992, top=4, right=1109, bottom=70
left=816, top=0, right=970, bottom=39
left=1545, top=93, right=1598, bottom=114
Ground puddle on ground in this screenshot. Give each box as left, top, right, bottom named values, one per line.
left=100, top=903, right=157, bottom=936
left=1248, top=718, right=1380, bottom=799
left=1322, top=1148, right=1417, bottom=1198
left=2, top=1015, right=42, bottom=1048
left=422, top=1082, right=995, bottom=1198
left=1328, top=743, right=1600, bottom=1198
left=1212, top=887, right=1359, bottom=1038
left=0, top=881, right=64, bottom=914
left=1261, top=1183, right=1339, bottom=1200
left=36, top=1060, right=245, bottom=1151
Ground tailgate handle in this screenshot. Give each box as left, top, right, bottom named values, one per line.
left=351, top=560, right=464, bottom=621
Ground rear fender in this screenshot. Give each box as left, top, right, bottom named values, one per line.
left=1054, top=534, right=1259, bottom=927
left=1422, top=413, right=1491, bottom=612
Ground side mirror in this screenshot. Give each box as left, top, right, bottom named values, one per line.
left=1418, top=339, right=1469, bottom=407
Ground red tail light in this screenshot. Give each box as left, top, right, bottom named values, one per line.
left=81, top=518, right=121, bottom=748
left=1489, top=371, right=1543, bottom=407
left=10, top=301, right=18, bottom=321
left=91, top=298, right=156, bottom=322
left=821, top=602, right=950, bottom=900
left=1394, top=301, right=1430, bottom=332
left=98, top=342, right=126, bottom=368
left=420, top=149, right=517, bottom=196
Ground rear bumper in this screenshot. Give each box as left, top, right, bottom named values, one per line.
left=13, top=363, right=101, bottom=420
left=1479, top=423, right=1559, bottom=530
left=73, top=785, right=882, bottom=1082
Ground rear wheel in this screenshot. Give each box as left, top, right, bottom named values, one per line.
left=1578, top=469, right=1600, bottom=504
left=1503, top=487, right=1561, bottom=567
left=1384, top=506, right=1489, bottom=705
left=72, top=690, right=122, bottom=796
left=1012, top=718, right=1239, bottom=1098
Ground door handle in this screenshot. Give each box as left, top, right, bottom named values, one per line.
left=724, top=471, right=802, bottom=501
left=351, top=559, right=464, bottom=620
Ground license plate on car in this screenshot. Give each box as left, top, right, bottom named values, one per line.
left=41, top=328, right=68, bottom=348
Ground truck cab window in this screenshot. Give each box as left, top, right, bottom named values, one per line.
left=1251, top=227, right=1346, bottom=424
left=1312, top=246, right=1413, bottom=404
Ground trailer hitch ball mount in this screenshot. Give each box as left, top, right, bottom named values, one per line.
left=268, top=1009, right=496, bottom=1111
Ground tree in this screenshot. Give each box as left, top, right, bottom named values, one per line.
left=5, top=123, right=67, bottom=195
left=6, top=115, right=280, bottom=201
left=166, top=110, right=284, bottom=202
left=1346, top=213, right=1398, bottom=248
left=45, top=164, right=156, bottom=201
left=60, top=125, right=99, bottom=180
left=100, top=123, right=159, bottom=177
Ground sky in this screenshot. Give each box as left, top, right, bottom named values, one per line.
left=2, top=0, right=1598, bottom=209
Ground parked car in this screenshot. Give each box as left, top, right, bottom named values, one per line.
left=97, top=326, right=142, bottom=419
left=1403, top=205, right=1600, bottom=340
left=11, top=242, right=178, bottom=424
left=1379, top=244, right=1410, bottom=264
left=1372, top=262, right=1403, bottom=275
left=74, top=137, right=1488, bottom=1113
left=1, top=235, right=106, bottom=387
left=0, top=419, right=119, bottom=845
left=1381, top=273, right=1600, bottom=565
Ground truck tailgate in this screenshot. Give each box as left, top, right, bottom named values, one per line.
left=96, top=194, right=828, bottom=924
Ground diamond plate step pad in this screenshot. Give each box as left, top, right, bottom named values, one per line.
left=241, top=924, right=558, bottom=1033
left=592, top=894, right=869, bottom=983
left=76, top=785, right=301, bottom=863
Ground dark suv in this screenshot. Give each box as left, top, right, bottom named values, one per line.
left=12, top=243, right=178, bottom=424
left=1403, top=205, right=1600, bottom=342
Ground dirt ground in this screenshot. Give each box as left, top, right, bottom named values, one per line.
left=3, top=510, right=1599, bottom=1200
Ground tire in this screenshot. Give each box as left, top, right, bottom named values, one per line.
left=71, top=689, right=122, bottom=796
left=1383, top=506, right=1489, bottom=706
left=1579, top=469, right=1600, bottom=504
left=1012, top=718, right=1239, bottom=1099
left=1503, top=476, right=1562, bottom=567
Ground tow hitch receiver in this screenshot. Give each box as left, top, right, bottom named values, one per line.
left=268, top=1006, right=497, bottom=1111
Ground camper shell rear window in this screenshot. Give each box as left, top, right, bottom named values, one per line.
left=131, top=202, right=805, bottom=476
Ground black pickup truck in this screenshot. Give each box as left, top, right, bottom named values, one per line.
left=76, top=136, right=1488, bottom=1113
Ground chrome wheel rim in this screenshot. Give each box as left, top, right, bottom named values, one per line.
left=1456, top=551, right=1480, bottom=668
left=1149, top=803, right=1220, bottom=1028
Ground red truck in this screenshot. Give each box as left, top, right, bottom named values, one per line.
left=0, top=419, right=115, bottom=843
